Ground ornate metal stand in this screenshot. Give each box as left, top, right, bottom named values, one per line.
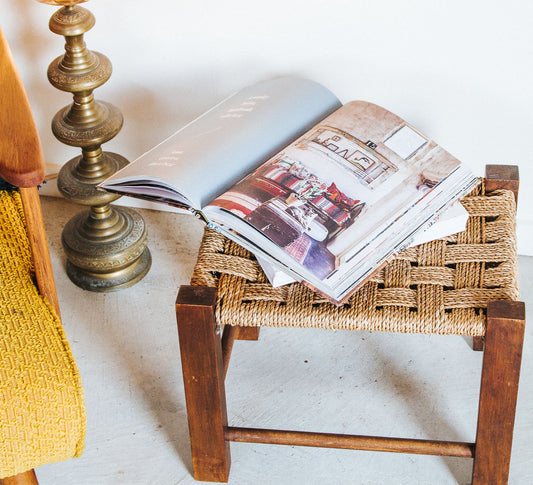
left=37, top=0, right=151, bottom=291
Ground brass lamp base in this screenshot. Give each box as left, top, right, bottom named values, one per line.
left=62, top=205, right=151, bottom=292
left=57, top=149, right=151, bottom=291
left=37, top=2, right=152, bottom=292
left=65, top=251, right=151, bottom=292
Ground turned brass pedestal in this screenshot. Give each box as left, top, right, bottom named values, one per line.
left=38, top=0, right=151, bottom=291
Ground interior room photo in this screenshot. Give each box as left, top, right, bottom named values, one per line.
left=1, top=1, right=532, bottom=484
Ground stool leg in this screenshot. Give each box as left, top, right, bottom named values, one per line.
left=472, top=336, right=484, bottom=351
left=235, top=326, right=260, bottom=341
left=176, top=286, right=231, bottom=482
left=472, top=300, right=525, bottom=484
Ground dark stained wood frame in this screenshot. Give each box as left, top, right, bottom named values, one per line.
left=176, top=286, right=231, bottom=482
left=473, top=300, right=525, bottom=482
left=176, top=165, right=525, bottom=484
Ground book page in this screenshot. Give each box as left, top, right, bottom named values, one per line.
left=204, top=101, right=468, bottom=287
left=256, top=201, right=469, bottom=288
left=99, top=77, right=341, bottom=209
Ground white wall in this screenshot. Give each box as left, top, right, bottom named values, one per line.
left=3, top=0, right=532, bottom=254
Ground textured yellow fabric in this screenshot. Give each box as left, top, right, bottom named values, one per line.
left=0, top=190, right=86, bottom=478
left=192, top=184, right=519, bottom=336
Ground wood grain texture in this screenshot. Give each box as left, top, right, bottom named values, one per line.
left=0, top=27, right=45, bottom=188
left=235, top=326, right=260, bottom=341
left=19, top=187, right=60, bottom=316
left=472, top=336, right=484, bottom=351
left=226, top=427, right=474, bottom=458
left=485, top=164, right=519, bottom=203
left=473, top=300, right=525, bottom=484
left=176, top=286, right=231, bottom=482
left=0, top=469, right=39, bottom=485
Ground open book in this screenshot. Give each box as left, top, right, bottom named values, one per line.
left=99, top=77, right=478, bottom=304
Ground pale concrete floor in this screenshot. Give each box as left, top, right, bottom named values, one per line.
left=36, top=196, right=533, bottom=485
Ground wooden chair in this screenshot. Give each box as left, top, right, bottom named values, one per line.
left=0, top=27, right=86, bottom=484
left=176, top=164, right=525, bottom=483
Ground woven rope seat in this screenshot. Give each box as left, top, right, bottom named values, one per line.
left=0, top=190, right=86, bottom=478
left=191, top=182, right=519, bottom=337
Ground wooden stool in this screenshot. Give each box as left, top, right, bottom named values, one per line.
left=176, top=165, right=524, bottom=484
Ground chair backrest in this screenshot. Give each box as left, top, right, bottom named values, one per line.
left=0, top=26, right=59, bottom=315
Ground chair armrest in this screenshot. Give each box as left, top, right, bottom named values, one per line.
left=0, top=27, right=45, bottom=188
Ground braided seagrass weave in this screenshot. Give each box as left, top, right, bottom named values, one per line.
left=0, top=190, right=86, bottom=478
left=191, top=182, right=519, bottom=337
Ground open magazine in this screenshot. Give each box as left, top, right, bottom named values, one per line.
left=257, top=200, right=469, bottom=288
left=99, top=77, right=478, bottom=303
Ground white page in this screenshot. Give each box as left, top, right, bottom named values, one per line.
left=101, top=77, right=341, bottom=209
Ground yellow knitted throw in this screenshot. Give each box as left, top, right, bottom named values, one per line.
left=0, top=190, right=86, bottom=478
